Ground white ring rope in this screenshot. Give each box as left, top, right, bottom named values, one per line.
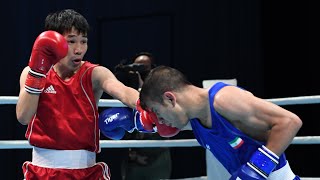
left=2, top=95, right=320, bottom=106
left=0, top=136, right=319, bottom=149
left=0, top=95, right=320, bottom=150
left=265, top=95, right=320, bottom=105
left=0, top=96, right=127, bottom=107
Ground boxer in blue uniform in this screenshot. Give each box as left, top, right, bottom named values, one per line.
left=138, top=66, right=302, bottom=180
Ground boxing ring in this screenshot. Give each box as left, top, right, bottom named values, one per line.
left=1, top=95, right=320, bottom=180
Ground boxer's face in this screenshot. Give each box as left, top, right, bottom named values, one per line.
left=146, top=94, right=187, bottom=129
left=59, top=27, right=88, bottom=70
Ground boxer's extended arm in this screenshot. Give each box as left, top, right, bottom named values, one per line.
left=93, top=67, right=179, bottom=137
left=92, top=66, right=139, bottom=109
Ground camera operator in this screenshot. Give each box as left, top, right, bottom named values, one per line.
left=113, top=52, right=172, bottom=180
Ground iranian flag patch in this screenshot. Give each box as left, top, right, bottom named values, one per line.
left=229, top=137, right=244, bottom=149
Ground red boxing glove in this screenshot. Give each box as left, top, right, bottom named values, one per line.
left=153, top=116, right=180, bottom=137
left=136, top=99, right=180, bottom=137
left=25, top=31, right=68, bottom=94
left=137, top=109, right=156, bottom=131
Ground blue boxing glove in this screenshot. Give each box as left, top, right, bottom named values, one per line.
left=230, top=145, right=279, bottom=180
left=99, top=107, right=155, bottom=140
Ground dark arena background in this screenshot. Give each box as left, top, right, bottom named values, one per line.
left=1, top=1, right=319, bottom=179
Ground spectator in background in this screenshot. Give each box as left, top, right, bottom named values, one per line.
left=131, top=52, right=156, bottom=83
left=113, top=52, right=172, bottom=180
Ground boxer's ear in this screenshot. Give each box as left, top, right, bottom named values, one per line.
left=163, top=91, right=176, bottom=107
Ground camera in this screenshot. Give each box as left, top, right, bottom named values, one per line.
left=115, top=63, right=147, bottom=73
left=121, top=63, right=147, bottom=73
left=114, top=63, right=146, bottom=90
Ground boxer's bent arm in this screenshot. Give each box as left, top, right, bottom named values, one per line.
left=214, top=85, right=302, bottom=156
left=17, top=31, right=68, bottom=125
left=16, top=66, right=40, bottom=125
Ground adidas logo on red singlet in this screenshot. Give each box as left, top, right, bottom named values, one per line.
left=44, top=85, right=57, bottom=94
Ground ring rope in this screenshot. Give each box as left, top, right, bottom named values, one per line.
left=1, top=95, right=318, bottom=179
left=1, top=95, right=320, bottom=106
left=0, top=136, right=319, bottom=149
left=265, top=95, right=320, bottom=105
left=0, top=96, right=127, bottom=107
left=1, top=95, right=319, bottom=150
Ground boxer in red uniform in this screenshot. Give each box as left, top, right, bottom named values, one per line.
left=16, top=9, right=177, bottom=180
